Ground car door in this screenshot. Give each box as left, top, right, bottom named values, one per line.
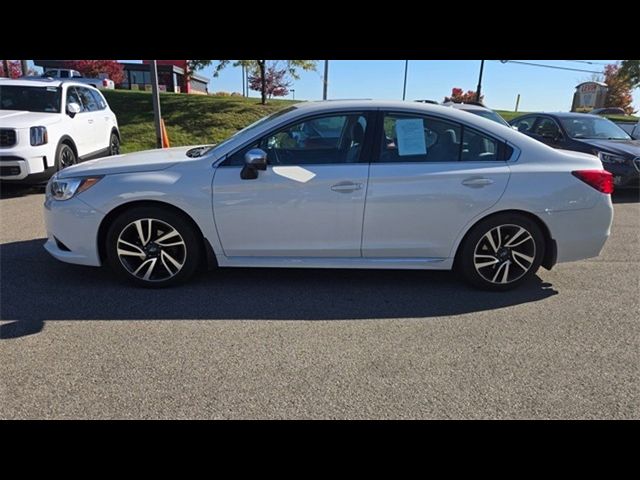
left=65, top=86, right=94, bottom=157
left=88, top=88, right=111, bottom=150
left=362, top=111, right=511, bottom=259
left=74, top=86, right=102, bottom=154
left=212, top=112, right=373, bottom=257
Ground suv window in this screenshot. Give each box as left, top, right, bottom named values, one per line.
left=224, top=114, right=368, bottom=166
left=66, top=86, right=82, bottom=109
left=89, top=89, right=107, bottom=110
left=379, top=114, right=461, bottom=162
left=512, top=116, right=537, bottom=133
left=75, top=87, right=99, bottom=112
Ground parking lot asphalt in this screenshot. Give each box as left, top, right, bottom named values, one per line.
left=0, top=184, right=638, bottom=419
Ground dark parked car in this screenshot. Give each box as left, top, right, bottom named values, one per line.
left=510, top=112, right=640, bottom=188
left=590, top=107, right=626, bottom=116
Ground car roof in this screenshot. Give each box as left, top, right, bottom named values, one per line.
left=0, top=77, right=95, bottom=89
left=447, top=103, right=491, bottom=111
left=514, top=111, right=603, bottom=120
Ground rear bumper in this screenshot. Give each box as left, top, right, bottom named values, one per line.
left=542, top=195, right=614, bottom=263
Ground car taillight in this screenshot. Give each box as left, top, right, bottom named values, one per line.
left=571, top=170, right=614, bottom=194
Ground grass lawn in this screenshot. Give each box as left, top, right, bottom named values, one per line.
left=101, top=90, right=638, bottom=154
left=102, top=90, right=298, bottom=154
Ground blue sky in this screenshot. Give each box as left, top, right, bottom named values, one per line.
left=48, top=60, right=638, bottom=112
left=197, top=60, right=639, bottom=112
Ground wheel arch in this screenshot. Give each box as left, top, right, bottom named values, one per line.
left=97, top=200, right=217, bottom=270
left=452, top=209, right=556, bottom=271
left=58, top=135, right=78, bottom=158
left=110, top=127, right=120, bottom=139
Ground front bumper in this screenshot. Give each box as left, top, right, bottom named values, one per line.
left=43, top=195, right=105, bottom=266
left=0, top=142, right=57, bottom=182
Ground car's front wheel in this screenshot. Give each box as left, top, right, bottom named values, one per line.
left=105, top=206, right=202, bottom=287
left=457, top=213, right=544, bottom=291
left=55, top=142, right=77, bottom=171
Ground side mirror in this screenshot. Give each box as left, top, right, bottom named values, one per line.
left=67, top=102, right=81, bottom=116
left=240, top=148, right=268, bottom=180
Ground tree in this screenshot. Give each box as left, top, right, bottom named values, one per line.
left=619, top=60, right=640, bottom=88
left=603, top=63, right=635, bottom=115
left=0, top=60, right=23, bottom=78
left=248, top=64, right=291, bottom=99
left=63, top=60, right=124, bottom=84
left=189, top=60, right=316, bottom=104
left=444, top=87, right=484, bottom=104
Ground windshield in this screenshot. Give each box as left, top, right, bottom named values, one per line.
left=467, top=109, right=510, bottom=126
left=560, top=116, right=631, bottom=140
left=0, top=85, right=62, bottom=113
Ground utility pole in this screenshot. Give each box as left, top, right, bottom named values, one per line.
left=149, top=60, right=163, bottom=149
left=322, top=60, right=329, bottom=100
left=514, top=93, right=521, bottom=112
left=402, top=60, right=409, bottom=100
left=241, top=64, right=245, bottom=96
left=476, top=60, right=485, bottom=103
left=20, top=60, right=29, bottom=77
left=291, top=89, right=295, bottom=101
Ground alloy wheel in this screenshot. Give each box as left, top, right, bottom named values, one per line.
left=116, top=218, right=187, bottom=282
left=110, top=135, right=120, bottom=155
left=473, top=224, right=536, bottom=285
left=59, top=146, right=76, bottom=169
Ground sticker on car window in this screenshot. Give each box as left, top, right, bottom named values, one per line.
left=396, top=118, right=427, bottom=156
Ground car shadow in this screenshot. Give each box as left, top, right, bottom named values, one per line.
left=0, top=183, right=45, bottom=200
left=0, top=239, right=558, bottom=339
left=612, top=189, right=640, bottom=204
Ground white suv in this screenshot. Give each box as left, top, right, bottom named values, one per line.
left=0, top=78, right=120, bottom=183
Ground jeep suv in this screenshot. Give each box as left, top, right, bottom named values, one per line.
left=0, top=78, right=120, bottom=183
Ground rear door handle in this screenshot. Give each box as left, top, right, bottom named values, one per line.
left=461, top=177, right=494, bottom=188
left=87, top=119, right=94, bottom=124
left=331, top=181, right=363, bottom=193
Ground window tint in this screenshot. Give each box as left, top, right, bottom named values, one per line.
left=66, top=87, right=82, bottom=109
left=534, top=118, right=560, bottom=137
left=512, top=117, right=537, bottom=133
left=59, top=70, right=69, bottom=78
left=89, top=89, right=107, bottom=110
left=225, top=114, right=368, bottom=166
left=76, top=87, right=99, bottom=112
left=380, top=114, right=461, bottom=162
left=461, top=128, right=498, bottom=161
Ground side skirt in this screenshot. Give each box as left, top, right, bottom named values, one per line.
left=216, top=256, right=453, bottom=270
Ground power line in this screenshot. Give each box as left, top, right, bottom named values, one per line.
left=566, top=60, right=609, bottom=66
left=496, top=60, right=602, bottom=74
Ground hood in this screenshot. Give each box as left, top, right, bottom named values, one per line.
left=0, top=110, right=62, bottom=128
left=57, top=145, right=207, bottom=179
left=575, top=138, right=640, bottom=158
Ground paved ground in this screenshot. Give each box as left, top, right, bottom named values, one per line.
left=1, top=184, right=638, bottom=419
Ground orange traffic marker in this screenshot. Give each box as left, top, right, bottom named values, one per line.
left=160, top=118, right=171, bottom=148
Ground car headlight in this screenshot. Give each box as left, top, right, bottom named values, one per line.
left=597, top=152, right=627, bottom=165
left=30, top=126, right=48, bottom=146
left=48, top=174, right=103, bottom=201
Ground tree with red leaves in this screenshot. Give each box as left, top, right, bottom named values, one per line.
left=248, top=65, right=291, bottom=99
left=0, top=60, right=23, bottom=78
left=63, top=60, right=124, bottom=84
left=603, top=63, right=635, bottom=114
left=444, top=87, right=484, bottom=104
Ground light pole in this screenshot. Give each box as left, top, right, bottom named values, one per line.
left=402, top=60, right=409, bottom=101
left=291, top=89, right=295, bottom=101
left=149, top=60, right=163, bottom=149
left=322, top=60, right=329, bottom=100
left=476, top=59, right=485, bottom=103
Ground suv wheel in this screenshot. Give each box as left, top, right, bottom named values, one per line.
left=109, top=133, right=120, bottom=156
left=55, top=143, right=77, bottom=171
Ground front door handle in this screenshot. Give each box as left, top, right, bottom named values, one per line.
left=87, top=119, right=94, bottom=124
left=461, top=177, right=494, bottom=188
left=331, top=181, right=363, bottom=193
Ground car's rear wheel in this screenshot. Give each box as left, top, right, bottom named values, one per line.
left=105, top=206, right=202, bottom=287
left=55, top=143, right=77, bottom=171
left=457, top=213, right=544, bottom=291
left=109, top=132, right=120, bottom=156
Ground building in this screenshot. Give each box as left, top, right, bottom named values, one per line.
left=33, top=60, right=209, bottom=94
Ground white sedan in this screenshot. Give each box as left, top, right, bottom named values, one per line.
left=43, top=100, right=614, bottom=290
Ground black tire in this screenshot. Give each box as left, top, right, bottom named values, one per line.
left=55, top=142, right=77, bottom=171
left=109, top=132, right=120, bottom=156
left=105, top=206, right=202, bottom=288
left=456, top=213, right=545, bottom=291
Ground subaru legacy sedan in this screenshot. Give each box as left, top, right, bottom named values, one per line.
left=44, top=100, right=614, bottom=290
